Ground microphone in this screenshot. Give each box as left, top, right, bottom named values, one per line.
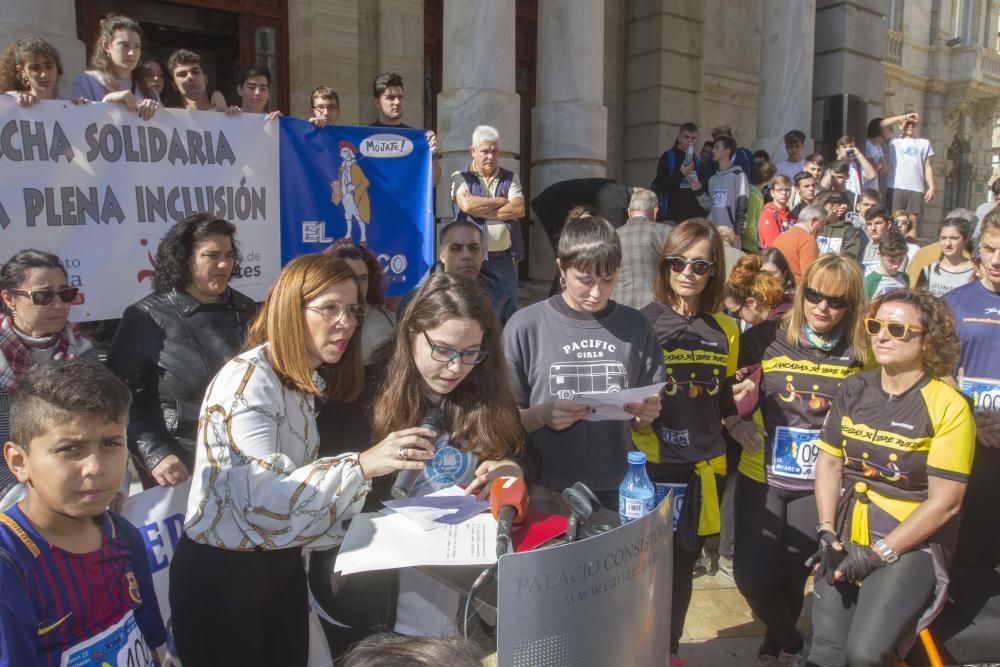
left=489, top=476, right=529, bottom=559
left=562, top=482, right=601, bottom=543
left=390, top=407, right=445, bottom=500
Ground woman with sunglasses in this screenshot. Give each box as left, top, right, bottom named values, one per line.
left=170, top=254, right=431, bottom=667
left=108, top=214, right=257, bottom=489
left=806, top=289, right=973, bottom=667
left=503, top=212, right=663, bottom=509
left=0, top=249, right=93, bottom=511
left=631, top=219, right=737, bottom=666
left=725, top=255, right=866, bottom=665
left=916, top=218, right=976, bottom=298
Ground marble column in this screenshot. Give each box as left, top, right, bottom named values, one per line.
left=1, top=0, right=85, bottom=100
left=530, top=0, right=607, bottom=281
left=288, top=0, right=360, bottom=121
left=754, top=0, right=816, bottom=161
left=435, top=0, right=520, bottom=219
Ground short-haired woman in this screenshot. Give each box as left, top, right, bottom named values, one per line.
left=169, top=254, right=433, bottom=667
left=108, top=213, right=257, bottom=488
left=728, top=255, right=867, bottom=664
left=807, top=289, right=974, bottom=666
left=503, top=212, right=663, bottom=508
left=0, top=249, right=95, bottom=510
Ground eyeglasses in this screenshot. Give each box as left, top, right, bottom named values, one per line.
left=312, top=104, right=338, bottom=112
left=803, top=286, right=850, bottom=310
left=894, top=218, right=911, bottom=227
left=305, top=302, right=365, bottom=324
left=864, top=318, right=924, bottom=340
left=6, top=287, right=78, bottom=306
left=422, top=331, right=488, bottom=365
left=663, top=256, right=714, bottom=276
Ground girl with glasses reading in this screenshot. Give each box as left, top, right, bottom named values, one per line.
left=807, top=288, right=973, bottom=666
left=633, top=218, right=738, bottom=666
left=725, top=254, right=866, bottom=665
left=313, top=272, right=524, bottom=645
left=0, top=249, right=95, bottom=512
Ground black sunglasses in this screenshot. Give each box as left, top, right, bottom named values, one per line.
left=664, top=256, right=714, bottom=276
left=7, top=287, right=79, bottom=306
left=803, top=286, right=849, bottom=310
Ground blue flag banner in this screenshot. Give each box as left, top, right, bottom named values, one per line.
left=279, top=119, right=434, bottom=296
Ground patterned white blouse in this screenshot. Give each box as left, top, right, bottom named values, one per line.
left=183, top=344, right=371, bottom=550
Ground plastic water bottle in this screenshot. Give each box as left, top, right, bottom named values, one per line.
left=683, top=143, right=695, bottom=167
left=619, top=451, right=656, bottom=525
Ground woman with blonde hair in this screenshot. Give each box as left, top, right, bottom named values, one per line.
left=727, top=254, right=867, bottom=665
left=71, top=14, right=160, bottom=119
left=807, top=289, right=973, bottom=666
left=169, top=254, right=433, bottom=667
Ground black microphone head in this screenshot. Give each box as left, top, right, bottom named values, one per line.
left=420, top=407, right=446, bottom=437
left=571, top=481, right=602, bottom=513
left=562, top=486, right=596, bottom=521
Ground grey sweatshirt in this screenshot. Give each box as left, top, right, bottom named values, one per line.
left=697, top=164, right=749, bottom=235
left=502, top=296, right=665, bottom=495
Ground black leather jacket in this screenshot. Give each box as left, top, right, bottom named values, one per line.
left=107, top=289, right=257, bottom=472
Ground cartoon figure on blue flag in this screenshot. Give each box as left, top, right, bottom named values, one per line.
left=330, top=140, right=372, bottom=244
left=279, top=119, right=434, bottom=296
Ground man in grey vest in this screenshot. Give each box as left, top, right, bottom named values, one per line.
left=451, top=125, right=525, bottom=302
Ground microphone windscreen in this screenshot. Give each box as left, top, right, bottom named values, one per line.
left=489, top=476, right=528, bottom=524
left=420, top=407, right=446, bottom=438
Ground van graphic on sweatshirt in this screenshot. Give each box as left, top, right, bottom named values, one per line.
left=548, top=361, right=629, bottom=399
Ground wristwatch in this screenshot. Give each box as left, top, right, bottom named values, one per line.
left=873, top=539, right=899, bottom=563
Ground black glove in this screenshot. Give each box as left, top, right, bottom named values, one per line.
left=834, top=542, right=886, bottom=583
left=805, top=529, right=846, bottom=585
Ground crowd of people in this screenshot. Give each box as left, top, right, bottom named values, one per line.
left=1, top=12, right=999, bottom=667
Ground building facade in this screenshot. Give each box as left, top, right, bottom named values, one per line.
left=4, top=0, right=999, bottom=277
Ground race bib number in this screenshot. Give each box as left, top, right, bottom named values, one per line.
left=61, top=610, right=154, bottom=667
left=712, top=190, right=728, bottom=209
left=770, top=426, right=821, bottom=480
left=959, top=376, right=1000, bottom=412
left=653, top=483, right=686, bottom=531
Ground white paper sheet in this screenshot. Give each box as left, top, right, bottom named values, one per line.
left=334, top=511, right=497, bottom=575
left=576, top=382, right=667, bottom=421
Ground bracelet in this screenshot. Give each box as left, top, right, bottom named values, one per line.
left=873, top=538, right=899, bottom=563
left=816, top=521, right=835, bottom=533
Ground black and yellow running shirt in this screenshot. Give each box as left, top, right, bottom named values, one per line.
left=817, top=370, right=975, bottom=542
left=637, top=303, right=739, bottom=470
left=738, top=320, right=864, bottom=491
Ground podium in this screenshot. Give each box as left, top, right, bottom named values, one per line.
left=496, top=494, right=673, bottom=666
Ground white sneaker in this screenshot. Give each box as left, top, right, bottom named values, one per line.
left=776, top=645, right=806, bottom=667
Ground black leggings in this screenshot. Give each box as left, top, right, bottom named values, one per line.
left=807, top=549, right=935, bottom=667
left=653, top=467, right=722, bottom=654
left=733, top=473, right=816, bottom=656
left=169, top=536, right=310, bottom=667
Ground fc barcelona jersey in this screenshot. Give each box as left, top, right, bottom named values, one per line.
left=0, top=506, right=165, bottom=667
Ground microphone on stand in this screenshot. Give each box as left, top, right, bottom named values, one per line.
left=489, top=476, right=529, bottom=559
left=390, top=407, right=445, bottom=500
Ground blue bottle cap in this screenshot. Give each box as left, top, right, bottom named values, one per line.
left=627, top=451, right=647, bottom=465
